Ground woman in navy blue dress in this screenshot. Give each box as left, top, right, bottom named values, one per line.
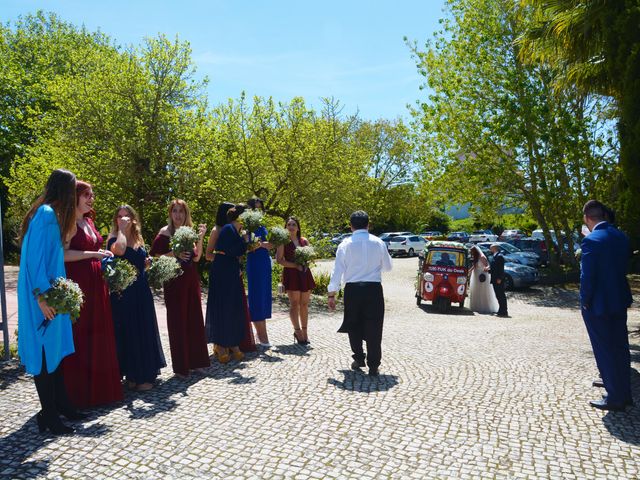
left=107, top=205, right=166, bottom=391
left=245, top=198, right=273, bottom=347
left=205, top=205, right=249, bottom=363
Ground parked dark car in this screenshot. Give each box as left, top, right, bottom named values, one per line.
left=447, top=231, right=470, bottom=243
left=470, top=244, right=539, bottom=290
left=477, top=241, right=541, bottom=267
left=505, top=237, right=549, bottom=266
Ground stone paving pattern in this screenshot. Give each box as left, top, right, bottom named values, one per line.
left=1, top=259, right=640, bottom=479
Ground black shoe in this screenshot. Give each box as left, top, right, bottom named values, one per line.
left=351, top=360, right=365, bottom=371
left=589, top=398, right=628, bottom=412
left=368, top=367, right=379, bottom=377
left=592, top=379, right=605, bottom=388
left=36, top=412, right=75, bottom=435
left=59, top=409, right=89, bottom=421
left=496, top=313, right=510, bottom=318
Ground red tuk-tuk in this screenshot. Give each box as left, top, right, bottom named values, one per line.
left=416, top=241, right=469, bottom=312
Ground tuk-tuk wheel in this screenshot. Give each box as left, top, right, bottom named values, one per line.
left=416, top=295, right=421, bottom=306
left=458, top=299, right=465, bottom=309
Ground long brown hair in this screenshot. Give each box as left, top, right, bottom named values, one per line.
left=76, top=180, right=96, bottom=220
left=285, top=216, right=302, bottom=240
left=110, top=205, right=145, bottom=247
left=19, top=169, right=77, bottom=246
left=167, top=199, right=193, bottom=235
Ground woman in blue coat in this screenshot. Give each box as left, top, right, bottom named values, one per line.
left=18, top=169, right=80, bottom=435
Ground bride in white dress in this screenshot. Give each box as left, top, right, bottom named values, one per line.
left=469, top=245, right=499, bottom=314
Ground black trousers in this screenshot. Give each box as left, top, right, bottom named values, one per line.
left=33, top=349, right=74, bottom=418
left=492, top=281, right=508, bottom=315
left=338, top=282, right=384, bottom=369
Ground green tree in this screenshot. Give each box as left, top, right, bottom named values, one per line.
left=520, top=0, right=640, bottom=249
left=408, top=0, right=617, bottom=263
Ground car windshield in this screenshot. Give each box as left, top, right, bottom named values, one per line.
left=501, top=243, right=520, bottom=253
left=426, top=250, right=466, bottom=266
left=389, top=236, right=406, bottom=242
left=472, top=231, right=484, bottom=235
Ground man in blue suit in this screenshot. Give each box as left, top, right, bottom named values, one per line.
left=580, top=200, right=633, bottom=411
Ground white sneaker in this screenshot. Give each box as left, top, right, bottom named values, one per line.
left=259, top=342, right=272, bottom=349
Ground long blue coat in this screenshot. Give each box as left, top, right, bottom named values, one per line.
left=18, top=204, right=74, bottom=375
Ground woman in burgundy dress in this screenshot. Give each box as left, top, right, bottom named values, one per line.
left=62, top=181, right=123, bottom=408
left=276, top=216, right=315, bottom=345
left=150, top=199, right=210, bottom=378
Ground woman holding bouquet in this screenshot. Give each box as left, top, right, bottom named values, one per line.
left=107, top=205, right=166, bottom=391
left=276, top=216, right=315, bottom=345
left=62, top=181, right=123, bottom=408
left=150, top=199, right=210, bottom=378
left=205, top=202, right=255, bottom=355
left=18, top=169, right=81, bottom=434
left=245, top=198, right=272, bottom=347
left=205, top=205, right=250, bottom=362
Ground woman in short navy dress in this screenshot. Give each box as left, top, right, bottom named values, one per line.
left=245, top=198, right=272, bottom=346
left=205, top=205, right=249, bottom=363
left=107, top=205, right=166, bottom=391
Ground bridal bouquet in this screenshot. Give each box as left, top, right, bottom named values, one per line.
left=102, top=257, right=138, bottom=295
left=147, top=255, right=182, bottom=290
left=245, top=232, right=262, bottom=253
left=294, top=245, right=317, bottom=268
left=268, top=227, right=290, bottom=247
left=37, top=278, right=84, bottom=332
left=170, top=226, right=199, bottom=257
left=239, top=209, right=264, bottom=233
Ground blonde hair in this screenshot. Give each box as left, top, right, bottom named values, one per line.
left=168, top=199, right=193, bottom=235
left=110, top=205, right=145, bottom=247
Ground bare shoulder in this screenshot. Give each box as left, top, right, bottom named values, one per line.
left=158, top=225, right=171, bottom=237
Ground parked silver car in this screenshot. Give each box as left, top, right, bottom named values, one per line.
left=503, top=263, right=539, bottom=289
left=477, top=242, right=541, bottom=267
left=387, top=235, right=426, bottom=257
left=469, top=230, right=498, bottom=243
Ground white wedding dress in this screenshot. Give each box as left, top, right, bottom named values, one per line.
left=469, top=259, right=499, bottom=314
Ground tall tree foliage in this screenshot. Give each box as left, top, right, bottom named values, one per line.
left=409, top=0, right=617, bottom=262
left=520, top=0, right=640, bottom=249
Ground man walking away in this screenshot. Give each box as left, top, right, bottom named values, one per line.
left=489, top=244, right=509, bottom=317
left=328, top=211, right=392, bottom=376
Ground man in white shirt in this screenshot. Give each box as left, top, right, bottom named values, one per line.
left=327, top=211, right=392, bottom=376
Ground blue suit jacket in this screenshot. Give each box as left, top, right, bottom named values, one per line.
left=580, top=222, right=633, bottom=315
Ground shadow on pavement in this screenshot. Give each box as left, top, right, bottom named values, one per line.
left=0, top=360, right=24, bottom=391
left=510, top=285, right=580, bottom=310
left=0, top=416, right=109, bottom=479
left=273, top=344, right=313, bottom=357
left=417, top=304, right=475, bottom=316
left=327, top=369, right=398, bottom=393
left=602, top=368, right=640, bottom=445
left=204, top=359, right=256, bottom=385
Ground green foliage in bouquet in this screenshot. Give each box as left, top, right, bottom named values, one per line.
left=170, top=226, right=199, bottom=256
left=294, top=245, right=317, bottom=267
left=239, top=209, right=265, bottom=233
left=103, top=258, right=138, bottom=295
left=268, top=227, right=290, bottom=247
left=147, top=255, right=183, bottom=290
left=42, top=278, right=84, bottom=322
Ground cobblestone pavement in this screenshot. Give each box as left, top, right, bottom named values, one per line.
left=2, top=259, right=640, bottom=479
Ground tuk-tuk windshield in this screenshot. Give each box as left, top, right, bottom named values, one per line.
left=426, top=250, right=466, bottom=267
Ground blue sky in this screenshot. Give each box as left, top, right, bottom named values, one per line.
left=3, top=1, right=446, bottom=120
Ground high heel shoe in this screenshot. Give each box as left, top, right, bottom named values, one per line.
left=301, top=328, right=310, bottom=345
left=231, top=348, right=244, bottom=361
left=293, top=329, right=304, bottom=345
left=214, top=345, right=230, bottom=364
left=36, top=412, right=75, bottom=435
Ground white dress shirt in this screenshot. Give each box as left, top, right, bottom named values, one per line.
left=328, top=229, right=393, bottom=294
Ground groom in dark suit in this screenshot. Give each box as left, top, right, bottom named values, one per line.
left=581, top=200, right=633, bottom=411
left=489, top=244, right=508, bottom=317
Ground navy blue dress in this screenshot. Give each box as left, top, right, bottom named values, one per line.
left=205, top=224, right=247, bottom=347
left=246, top=226, right=272, bottom=322
left=107, top=239, right=166, bottom=384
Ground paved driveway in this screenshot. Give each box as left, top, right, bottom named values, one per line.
left=1, top=259, right=640, bottom=479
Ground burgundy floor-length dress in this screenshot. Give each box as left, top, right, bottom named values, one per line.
left=150, top=234, right=210, bottom=375
left=63, top=218, right=123, bottom=408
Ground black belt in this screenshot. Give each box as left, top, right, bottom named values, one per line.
left=346, top=281, right=381, bottom=287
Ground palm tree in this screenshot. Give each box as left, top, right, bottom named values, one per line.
left=519, top=0, right=640, bottom=255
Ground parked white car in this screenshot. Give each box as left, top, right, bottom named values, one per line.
left=469, top=230, right=498, bottom=242
left=387, top=235, right=426, bottom=257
